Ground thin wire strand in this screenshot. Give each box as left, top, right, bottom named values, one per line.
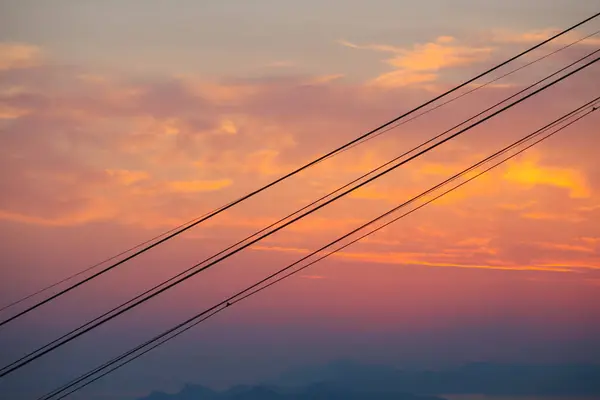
left=42, top=99, right=600, bottom=400
left=16, top=42, right=598, bottom=377
left=6, top=29, right=597, bottom=317
left=43, top=99, right=599, bottom=400
left=6, top=53, right=597, bottom=380
left=0, top=210, right=218, bottom=313
left=331, top=29, right=600, bottom=158
left=2, top=12, right=597, bottom=325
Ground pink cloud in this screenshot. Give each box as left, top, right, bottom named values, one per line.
left=0, top=38, right=598, bottom=282
left=0, top=43, right=43, bottom=71
left=340, top=36, right=493, bottom=88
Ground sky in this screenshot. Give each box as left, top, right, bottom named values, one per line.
left=0, top=1, right=599, bottom=399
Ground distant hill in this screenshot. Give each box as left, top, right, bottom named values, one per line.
left=138, top=382, right=447, bottom=400
left=276, top=360, right=600, bottom=396
left=137, top=361, right=600, bottom=399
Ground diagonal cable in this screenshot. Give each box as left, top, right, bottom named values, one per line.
left=2, top=12, right=597, bottom=326
left=3, top=50, right=597, bottom=380
left=41, top=97, right=599, bottom=400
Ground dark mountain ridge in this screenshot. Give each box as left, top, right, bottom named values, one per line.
left=139, top=382, right=446, bottom=400
left=137, top=361, right=600, bottom=399
left=276, top=360, right=600, bottom=396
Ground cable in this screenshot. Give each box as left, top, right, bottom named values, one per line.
left=12, top=44, right=600, bottom=374
left=331, top=29, right=600, bottom=158
left=41, top=97, right=599, bottom=400
left=5, top=33, right=598, bottom=380
left=4, top=50, right=598, bottom=380
left=48, top=102, right=600, bottom=400
left=2, top=12, right=597, bottom=326
left=44, top=99, right=600, bottom=400
left=5, top=29, right=598, bottom=318
left=0, top=215, right=209, bottom=314
left=15, top=42, right=599, bottom=380
left=8, top=49, right=600, bottom=377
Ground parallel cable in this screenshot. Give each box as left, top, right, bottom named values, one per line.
left=332, top=29, right=600, bottom=157
left=41, top=97, right=599, bottom=400
left=14, top=43, right=598, bottom=378
left=4, top=51, right=598, bottom=379
left=2, top=12, right=597, bottom=326
left=4, top=29, right=597, bottom=317
left=0, top=214, right=212, bottom=314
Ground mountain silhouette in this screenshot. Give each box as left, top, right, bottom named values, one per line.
left=137, top=361, right=600, bottom=399
left=141, top=384, right=219, bottom=400
left=275, top=360, right=600, bottom=396
left=138, top=382, right=446, bottom=400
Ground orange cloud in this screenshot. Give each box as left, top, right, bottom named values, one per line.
left=386, top=36, right=492, bottom=72
left=492, top=29, right=600, bottom=46
left=167, top=179, right=232, bottom=193
left=251, top=245, right=309, bottom=254
left=581, top=237, right=600, bottom=245
left=333, top=250, right=575, bottom=273
left=342, top=36, right=492, bottom=88
left=242, top=150, right=288, bottom=176
left=455, top=237, right=492, bottom=247
left=105, top=169, right=151, bottom=185
left=498, top=201, right=538, bottom=211
left=418, top=163, right=461, bottom=176
left=0, top=105, right=30, bottom=119
left=251, top=244, right=573, bottom=273
left=535, top=242, right=595, bottom=254
left=0, top=196, right=117, bottom=227
left=578, top=204, right=600, bottom=212
left=308, top=74, right=345, bottom=85
left=370, top=70, right=438, bottom=89
left=1, top=40, right=598, bottom=282
left=521, top=212, right=584, bottom=222
left=0, top=43, right=42, bottom=70
left=536, top=261, right=600, bottom=271
left=348, top=186, right=395, bottom=201
left=503, top=153, right=591, bottom=198
left=218, top=119, right=238, bottom=135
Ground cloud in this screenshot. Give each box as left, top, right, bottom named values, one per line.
left=105, top=169, right=151, bottom=185
left=578, top=203, right=600, bottom=212
left=264, top=60, right=295, bottom=68
left=535, top=242, right=595, bottom=254
left=492, top=29, right=600, bottom=47
left=370, top=70, right=438, bottom=89
left=455, top=237, right=493, bottom=247
left=308, top=74, right=345, bottom=85
left=521, top=212, right=584, bottom=222
left=0, top=208, right=113, bottom=226
left=0, top=43, right=43, bottom=70
left=418, top=162, right=461, bottom=176
left=251, top=245, right=309, bottom=254
left=218, top=119, right=238, bottom=135
left=581, top=237, right=600, bottom=245
left=498, top=201, right=538, bottom=211
left=0, top=104, right=30, bottom=119
left=503, top=154, right=591, bottom=198
left=252, top=243, right=573, bottom=273
left=167, top=179, right=233, bottom=193
left=384, top=36, right=492, bottom=72
left=333, top=250, right=577, bottom=273
left=0, top=40, right=598, bottom=281
left=341, top=36, right=492, bottom=88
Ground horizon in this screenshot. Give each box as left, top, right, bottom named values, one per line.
left=1, top=1, right=599, bottom=400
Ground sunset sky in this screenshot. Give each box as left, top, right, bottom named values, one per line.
left=1, top=1, right=599, bottom=400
